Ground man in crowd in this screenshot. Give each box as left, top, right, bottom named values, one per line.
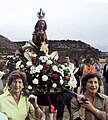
left=57, top=56, right=75, bottom=120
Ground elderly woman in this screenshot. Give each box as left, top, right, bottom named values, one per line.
left=71, top=72, right=108, bottom=120
left=0, top=70, right=45, bottom=120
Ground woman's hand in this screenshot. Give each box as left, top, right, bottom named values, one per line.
left=81, top=101, right=95, bottom=112
left=77, top=94, right=84, bottom=102
left=81, top=101, right=102, bottom=119
left=29, top=94, right=38, bottom=108
left=29, top=94, right=45, bottom=119
left=77, top=94, right=88, bottom=104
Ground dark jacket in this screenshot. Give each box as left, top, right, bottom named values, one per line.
left=103, top=63, right=108, bottom=82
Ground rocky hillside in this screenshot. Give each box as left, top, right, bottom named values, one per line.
left=0, top=35, right=20, bottom=58
left=0, top=35, right=105, bottom=61
left=48, top=40, right=102, bottom=60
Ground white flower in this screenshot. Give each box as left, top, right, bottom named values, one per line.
left=46, top=60, right=53, bottom=65
left=26, top=61, right=32, bottom=67
left=39, top=56, right=48, bottom=63
left=30, top=66, right=40, bottom=74
left=68, top=80, right=77, bottom=89
left=30, top=70, right=35, bottom=74
left=16, top=61, right=22, bottom=69
left=36, top=74, right=39, bottom=77
left=35, top=67, right=41, bottom=73
left=32, top=78, right=39, bottom=84
left=52, top=65, right=58, bottom=72
left=60, top=79, right=64, bottom=85
left=58, top=68, right=64, bottom=77
left=20, top=64, right=24, bottom=68
left=52, top=83, right=57, bottom=88
left=42, top=75, right=48, bottom=81
left=30, top=66, right=35, bottom=70
left=61, top=64, right=66, bottom=70
left=37, top=64, right=43, bottom=70
left=28, top=85, right=32, bottom=90
left=68, top=72, right=71, bottom=76
left=30, top=66, right=37, bottom=74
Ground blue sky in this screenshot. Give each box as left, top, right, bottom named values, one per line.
left=0, top=0, right=108, bottom=52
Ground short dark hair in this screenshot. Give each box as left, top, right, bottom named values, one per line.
left=8, top=70, right=27, bottom=88
left=81, top=72, right=101, bottom=93
left=85, top=58, right=92, bottom=64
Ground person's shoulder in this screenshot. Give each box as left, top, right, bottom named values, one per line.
left=71, top=97, right=78, bottom=104
left=101, top=94, right=108, bottom=98
left=0, top=92, right=8, bottom=101
left=0, top=91, right=7, bottom=97
left=0, top=89, right=11, bottom=99
left=97, top=93, right=108, bottom=99
left=71, top=97, right=80, bottom=109
left=0, top=93, right=8, bottom=105
left=70, top=62, right=74, bottom=66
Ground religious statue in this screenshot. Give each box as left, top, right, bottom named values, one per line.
left=32, top=8, right=48, bottom=55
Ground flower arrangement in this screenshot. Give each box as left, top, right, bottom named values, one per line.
left=7, top=43, right=77, bottom=95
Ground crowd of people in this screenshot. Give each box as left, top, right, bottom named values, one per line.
left=0, top=55, right=108, bottom=120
